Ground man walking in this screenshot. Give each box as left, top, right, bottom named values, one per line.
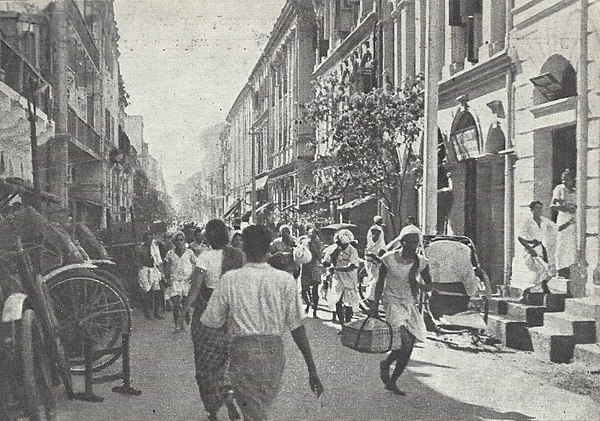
left=201, top=225, right=323, bottom=420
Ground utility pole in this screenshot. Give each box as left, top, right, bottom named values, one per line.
left=27, top=78, right=42, bottom=211
left=422, top=0, right=443, bottom=234
left=250, top=129, right=257, bottom=222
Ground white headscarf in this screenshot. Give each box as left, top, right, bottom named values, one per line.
left=387, top=224, right=423, bottom=250
left=279, top=224, right=291, bottom=234
left=337, top=229, right=354, bottom=245
left=366, top=225, right=386, bottom=254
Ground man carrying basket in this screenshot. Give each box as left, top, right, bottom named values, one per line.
left=370, top=225, right=433, bottom=396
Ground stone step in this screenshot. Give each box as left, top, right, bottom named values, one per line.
left=529, top=327, right=575, bottom=363
left=544, top=294, right=569, bottom=312
left=547, top=277, right=571, bottom=294
left=506, top=302, right=545, bottom=327
left=564, top=297, right=600, bottom=318
left=486, top=314, right=532, bottom=351
left=573, top=343, right=600, bottom=365
left=590, top=284, right=600, bottom=298
left=543, top=313, right=597, bottom=344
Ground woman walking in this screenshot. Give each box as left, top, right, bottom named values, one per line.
left=300, top=226, right=323, bottom=318
left=371, top=225, right=433, bottom=396
left=164, top=231, right=196, bottom=333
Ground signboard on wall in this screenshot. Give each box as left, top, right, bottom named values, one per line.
left=451, top=127, right=480, bottom=161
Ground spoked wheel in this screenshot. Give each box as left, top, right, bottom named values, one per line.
left=19, top=309, right=56, bottom=421
left=45, top=269, right=132, bottom=374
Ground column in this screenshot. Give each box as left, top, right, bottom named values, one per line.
left=400, top=0, right=416, bottom=81
left=423, top=0, right=444, bottom=234
left=381, top=5, right=395, bottom=88
left=48, top=0, right=69, bottom=213
left=392, top=6, right=402, bottom=87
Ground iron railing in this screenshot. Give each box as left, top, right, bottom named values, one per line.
left=0, top=38, right=51, bottom=115
left=68, top=106, right=101, bottom=155
left=65, top=0, right=100, bottom=70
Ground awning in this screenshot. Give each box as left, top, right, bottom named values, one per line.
left=281, top=203, right=298, bottom=212
left=337, top=194, right=376, bottom=211
left=256, top=201, right=273, bottom=214
left=255, top=175, right=268, bottom=190
left=223, top=198, right=242, bottom=219
left=299, top=199, right=314, bottom=207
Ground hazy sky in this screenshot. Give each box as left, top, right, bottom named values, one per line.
left=114, top=0, right=286, bottom=191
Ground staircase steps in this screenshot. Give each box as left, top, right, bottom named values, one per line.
left=505, top=302, right=545, bottom=327
left=572, top=343, right=600, bottom=365
left=543, top=313, right=597, bottom=344
left=486, top=314, right=532, bottom=350
left=529, top=327, right=575, bottom=363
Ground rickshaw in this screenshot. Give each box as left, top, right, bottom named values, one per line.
left=419, top=235, right=493, bottom=341
left=0, top=206, right=132, bottom=382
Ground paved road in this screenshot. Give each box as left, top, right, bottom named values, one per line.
left=56, top=308, right=600, bottom=421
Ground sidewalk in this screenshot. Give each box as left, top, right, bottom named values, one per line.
left=56, top=310, right=600, bottom=420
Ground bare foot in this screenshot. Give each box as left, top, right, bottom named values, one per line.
left=385, top=382, right=406, bottom=396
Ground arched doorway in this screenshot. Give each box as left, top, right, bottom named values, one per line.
left=447, top=110, right=506, bottom=287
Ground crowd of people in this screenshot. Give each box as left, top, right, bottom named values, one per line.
left=133, top=215, right=444, bottom=419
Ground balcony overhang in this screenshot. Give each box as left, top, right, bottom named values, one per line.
left=313, top=12, right=378, bottom=78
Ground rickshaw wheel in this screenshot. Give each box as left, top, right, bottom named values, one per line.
left=45, top=269, right=132, bottom=374
left=20, top=309, right=56, bottom=421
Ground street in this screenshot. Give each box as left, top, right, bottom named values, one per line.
left=56, top=307, right=600, bottom=421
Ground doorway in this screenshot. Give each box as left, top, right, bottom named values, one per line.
left=551, top=125, right=576, bottom=221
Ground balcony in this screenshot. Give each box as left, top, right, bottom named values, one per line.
left=68, top=106, right=101, bottom=156
left=0, top=37, right=51, bottom=115
left=66, top=0, right=100, bottom=70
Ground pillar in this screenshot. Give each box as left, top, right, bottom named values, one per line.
left=423, top=0, right=444, bottom=234
left=400, top=0, right=416, bottom=81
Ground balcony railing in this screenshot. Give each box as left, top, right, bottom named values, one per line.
left=66, top=0, right=100, bottom=70
left=0, top=38, right=51, bottom=115
left=68, top=106, right=101, bottom=155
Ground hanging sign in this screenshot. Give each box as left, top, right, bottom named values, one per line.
left=451, top=127, right=480, bottom=161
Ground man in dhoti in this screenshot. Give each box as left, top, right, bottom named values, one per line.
left=551, top=168, right=577, bottom=278
left=518, top=200, right=557, bottom=296
left=200, top=225, right=323, bottom=420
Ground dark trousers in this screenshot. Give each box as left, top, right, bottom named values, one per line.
left=143, top=290, right=162, bottom=318
left=336, top=297, right=353, bottom=324
left=301, top=284, right=319, bottom=311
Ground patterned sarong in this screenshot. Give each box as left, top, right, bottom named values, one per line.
left=230, top=335, right=285, bottom=421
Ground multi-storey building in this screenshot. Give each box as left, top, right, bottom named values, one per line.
left=0, top=0, right=137, bottom=230
left=223, top=0, right=316, bottom=225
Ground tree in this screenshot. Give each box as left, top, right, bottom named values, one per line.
left=132, top=170, right=175, bottom=226
left=304, top=75, right=425, bottom=236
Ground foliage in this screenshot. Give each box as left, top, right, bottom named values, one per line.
left=118, top=74, right=131, bottom=108
left=132, top=170, right=175, bottom=225
left=303, top=74, right=425, bottom=236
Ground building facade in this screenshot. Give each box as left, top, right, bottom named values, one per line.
left=0, top=0, right=140, bottom=230
left=223, top=0, right=316, bottom=226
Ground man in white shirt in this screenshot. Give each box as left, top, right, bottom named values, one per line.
left=201, top=225, right=323, bottom=420
left=518, top=200, right=557, bottom=296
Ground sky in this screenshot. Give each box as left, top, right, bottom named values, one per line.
left=113, top=0, right=286, bottom=192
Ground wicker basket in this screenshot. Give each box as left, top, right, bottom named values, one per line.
left=341, top=316, right=393, bottom=354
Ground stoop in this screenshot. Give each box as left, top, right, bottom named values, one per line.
left=529, top=327, right=575, bottom=363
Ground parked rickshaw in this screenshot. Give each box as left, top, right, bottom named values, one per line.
left=419, top=235, right=492, bottom=341
left=0, top=205, right=132, bottom=405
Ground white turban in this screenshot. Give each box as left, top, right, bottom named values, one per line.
left=279, top=224, right=291, bottom=234
left=337, top=229, right=355, bottom=245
